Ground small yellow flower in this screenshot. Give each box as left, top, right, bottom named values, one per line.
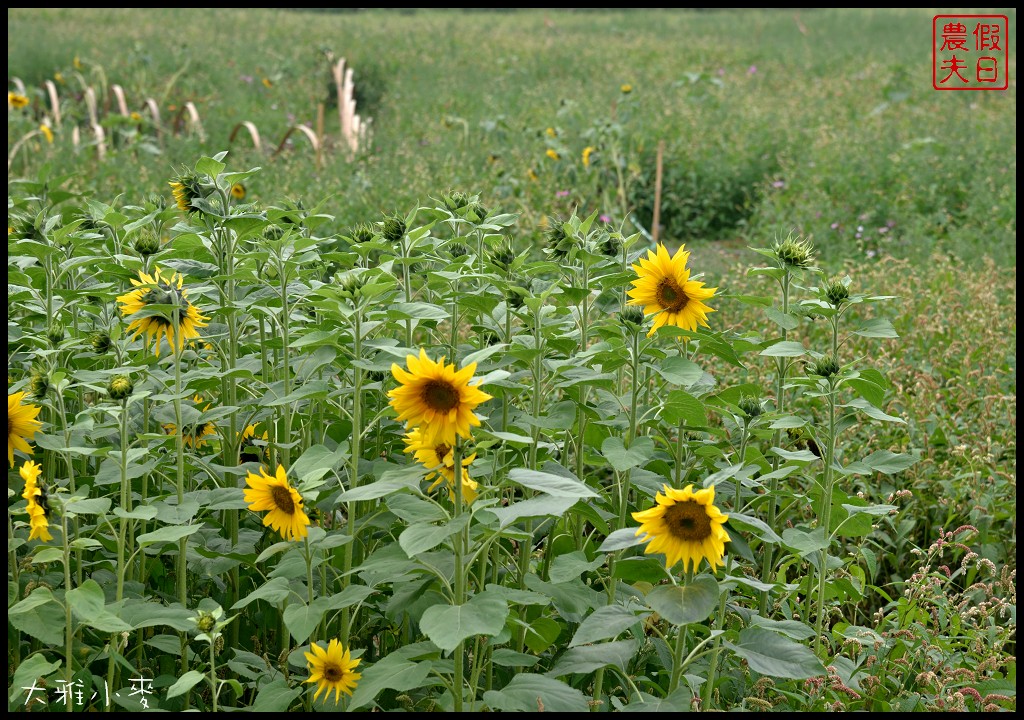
left=54, top=72, right=65, bottom=84
left=620, top=83, right=633, bottom=94
left=545, top=127, right=557, bottom=138
left=8, top=92, right=30, bottom=109
left=527, top=168, right=539, bottom=182
left=546, top=148, right=560, bottom=161
left=39, top=125, right=54, bottom=144
left=304, top=639, right=361, bottom=703
left=403, top=428, right=479, bottom=504
left=73, top=56, right=83, bottom=70
left=230, top=183, right=246, bottom=201
left=21, top=460, right=53, bottom=542
left=130, top=111, right=142, bottom=122
left=582, top=146, right=595, bottom=168
left=262, top=77, right=273, bottom=89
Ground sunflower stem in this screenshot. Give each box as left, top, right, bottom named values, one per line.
left=115, top=397, right=130, bottom=603
left=760, top=269, right=791, bottom=614
left=342, top=308, right=363, bottom=647
left=813, top=317, right=840, bottom=657
left=702, top=590, right=729, bottom=709
left=452, top=441, right=466, bottom=712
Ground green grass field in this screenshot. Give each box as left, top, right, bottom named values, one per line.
left=7, top=8, right=1017, bottom=713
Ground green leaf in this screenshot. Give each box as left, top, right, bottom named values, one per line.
left=388, top=302, right=450, bottom=321
left=348, top=655, right=432, bottom=711
left=491, top=649, right=540, bottom=668
left=523, top=616, right=562, bottom=654
left=548, top=638, right=639, bottom=676
left=655, top=357, right=703, bottom=387
left=760, top=340, right=807, bottom=357
left=645, top=575, right=719, bottom=625
left=601, top=436, right=655, bottom=473
left=166, top=670, right=206, bottom=699
left=842, top=398, right=905, bottom=424
left=64, top=497, right=111, bottom=515
left=32, top=547, right=65, bottom=564
left=619, top=687, right=693, bottom=712
left=10, top=653, right=62, bottom=706
left=749, top=616, right=817, bottom=640
left=196, top=156, right=226, bottom=178
left=862, top=449, right=918, bottom=474
left=119, top=601, right=194, bottom=631
left=854, top=318, right=898, bottom=338
left=66, top=579, right=133, bottom=632
left=291, top=444, right=347, bottom=484
left=283, top=598, right=330, bottom=644
left=548, top=551, right=604, bottom=584
left=483, top=495, right=578, bottom=529
left=844, top=377, right=886, bottom=408
left=113, top=505, right=158, bottom=520
left=9, top=588, right=64, bottom=645
left=336, top=464, right=423, bottom=501
left=661, top=389, right=708, bottom=427
left=232, top=577, right=291, bottom=609
left=251, top=677, right=302, bottom=712
left=419, top=594, right=510, bottom=652
left=599, top=528, right=645, bottom=552
left=483, top=675, right=589, bottom=713
left=137, top=524, right=202, bottom=547
left=724, top=627, right=826, bottom=679
left=781, top=527, right=829, bottom=557
left=398, top=515, right=469, bottom=557
left=508, top=468, right=598, bottom=498
left=570, top=605, right=647, bottom=647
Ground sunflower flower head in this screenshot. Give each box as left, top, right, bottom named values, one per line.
left=738, top=395, right=763, bottom=419
left=388, top=349, right=493, bottom=447
left=8, top=391, right=43, bottom=467
left=163, top=395, right=217, bottom=449
left=618, top=305, right=647, bottom=335
left=488, top=241, right=517, bottom=275
left=546, top=148, right=560, bottom=161
left=304, top=639, right=361, bottom=703
left=543, top=217, right=578, bottom=262
left=632, top=484, right=730, bottom=573
left=133, top=228, right=161, bottom=257
left=168, top=168, right=206, bottom=215
left=809, top=354, right=840, bottom=378
left=447, top=242, right=470, bottom=260
left=20, top=460, right=53, bottom=542
left=116, top=266, right=209, bottom=357
left=599, top=230, right=623, bottom=258
left=346, top=222, right=376, bottom=245
left=39, top=124, right=54, bottom=144
left=627, top=244, right=716, bottom=338
left=380, top=213, right=407, bottom=243
left=243, top=464, right=310, bottom=541
left=442, top=190, right=471, bottom=212
left=90, top=331, right=112, bottom=355
left=28, top=365, right=50, bottom=400
left=8, top=92, right=30, bottom=109
left=238, top=424, right=270, bottom=464
left=582, top=145, right=595, bottom=167
left=823, top=277, right=851, bottom=307
left=403, top=428, right=479, bottom=504
left=230, top=183, right=246, bottom=201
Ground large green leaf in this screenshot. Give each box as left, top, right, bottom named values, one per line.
left=548, top=638, right=639, bottom=676
left=619, top=687, right=693, bottom=712
left=483, top=675, right=590, bottom=712
left=570, top=605, right=648, bottom=647
left=419, top=594, right=509, bottom=652
left=661, top=389, right=708, bottom=427
left=166, top=670, right=206, bottom=699
left=348, top=654, right=433, bottom=711
left=9, top=652, right=62, bottom=706
left=398, top=514, right=469, bottom=557
left=137, top=524, right=202, bottom=547
left=654, top=357, right=703, bottom=388
left=601, top=436, right=655, bottom=473
left=548, top=550, right=604, bottom=584
left=283, top=598, right=330, bottom=644
left=760, top=340, right=807, bottom=357
left=66, top=579, right=133, bottom=633
left=645, top=575, right=719, bottom=625
left=724, top=627, right=826, bottom=679
left=484, top=495, right=578, bottom=528
left=231, top=577, right=291, bottom=610
left=250, top=677, right=303, bottom=712
left=508, top=468, right=598, bottom=498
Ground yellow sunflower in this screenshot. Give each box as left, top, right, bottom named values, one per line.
left=243, top=464, right=310, bottom=541
left=546, top=148, right=560, bottom=161
left=403, top=428, right=479, bottom=504
left=116, top=267, right=209, bottom=357
left=9, top=391, right=43, bottom=467
left=230, top=183, right=246, bottom=200
left=304, top=639, right=361, bottom=703
left=582, top=146, right=595, bottom=168
left=632, top=484, right=731, bottom=573
left=163, top=396, right=217, bottom=449
left=388, top=349, right=492, bottom=447
left=20, top=460, right=53, bottom=542
left=238, top=424, right=269, bottom=463
left=8, top=92, right=29, bottom=109
left=39, top=124, right=54, bottom=144
left=627, top=244, right=716, bottom=338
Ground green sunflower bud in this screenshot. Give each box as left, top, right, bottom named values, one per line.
left=47, top=322, right=65, bottom=347
left=28, top=365, right=50, bottom=400
left=347, top=222, right=376, bottom=244
left=506, top=286, right=529, bottom=310
left=809, top=355, right=840, bottom=378
left=489, top=242, right=516, bottom=273
left=447, top=242, right=470, bottom=259
left=442, top=191, right=470, bottom=212
left=467, top=202, right=488, bottom=222
left=108, top=375, right=134, bottom=401
left=337, top=270, right=368, bottom=301
left=90, top=331, right=112, bottom=354
left=133, top=229, right=161, bottom=256
left=599, top=231, right=623, bottom=257
left=619, top=305, right=646, bottom=333
left=772, top=234, right=815, bottom=268
left=194, top=610, right=216, bottom=634
left=544, top=218, right=577, bottom=261
left=738, top=395, right=762, bottom=418
left=823, top=277, right=850, bottom=306
left=381, top=213, right=406, bottom=242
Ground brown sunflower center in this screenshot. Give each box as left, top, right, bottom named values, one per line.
left=663, top=500, right=713, bottom=542
left=434, top=443, right=451, bottom=462
left=323, top=663, right=344, bottom=682
left=422, top=380, right=460, bottom=412
left=270, top=484, right=297, bottom=515
left=142, top=285, right=190, bottom=325
left=655, top=279, right=690, bottom=313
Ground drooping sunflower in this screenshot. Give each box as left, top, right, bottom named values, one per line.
left=20, top=460, right=53, bottom=542
left=403, top=428, right=479, bottom=504
left=238, top=424, right=269, bottom=463
left=230, top=183, right=246, bottom=201
left=8, top=92, right=29, bottom=109
left=304, top=639, right=361, bottom=703
left=243, top=464, right=310, bottom=541
left=627, top=244, right=716, bottom=338
left=9, top=391, right=43, bottom=467
left=163, top=396, right=217, bottom=449
left=116, top=267, right=209, bottom=357
left=168, top=168, right=204, bottom=214
left=388, top=349, right=492, bottom=446
left=632, top=484, right=731, bottom=573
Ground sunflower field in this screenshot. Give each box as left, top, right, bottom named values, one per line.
left=7, top=8, right=1016, bottom=713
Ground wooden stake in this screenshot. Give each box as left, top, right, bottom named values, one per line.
left=652, top=140, right=665, bottom=245
left=316, top=102, right=325, bottom=169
